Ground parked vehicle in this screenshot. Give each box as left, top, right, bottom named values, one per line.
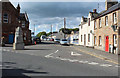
left=60, top=39, right=69, bottom=45
left=54, top=38, right=60, bottom=43
left=50, top=38, right=54, bottom=41
left=32, top=36, right=41, bottom=44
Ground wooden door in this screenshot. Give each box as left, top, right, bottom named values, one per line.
left=105, top=36, right=109, bottom=52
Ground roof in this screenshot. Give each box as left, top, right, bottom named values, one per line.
left=95, top=3, right=120, bottom=19
left=19, top=13, right=29, bottom=22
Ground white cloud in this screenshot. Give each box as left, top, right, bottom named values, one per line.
left=10, top=0, right=105, bottom=2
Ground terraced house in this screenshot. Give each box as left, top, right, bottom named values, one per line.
left=79, top=9, right=98, bottom=48
left=94, top=0, right=120, bottom=54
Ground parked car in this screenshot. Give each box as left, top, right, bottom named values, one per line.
left=50, top=38, right=54, bottom=41
left=32, top=36, right=41, bottom=44
left=54, top=38, right=60, bottom=43
left=60, top=39, right=69, bottom=45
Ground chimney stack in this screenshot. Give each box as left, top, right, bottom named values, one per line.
left=93, top=9, right=97, bottom=13
left=105, top=0, right=118, bottom=10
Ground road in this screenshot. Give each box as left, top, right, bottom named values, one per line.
left=1, top=41, right=119, bottom=77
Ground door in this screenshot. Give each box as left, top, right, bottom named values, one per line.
left=84, top=34, right=86, bottom=46
left=9, top=34, right=14, bottom=44
left=105, top=36, right=109, bottom=52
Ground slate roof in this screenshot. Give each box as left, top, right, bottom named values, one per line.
left=95, top=3, right=120, bottom=19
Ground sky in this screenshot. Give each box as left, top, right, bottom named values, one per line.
left=10, top=0, right=115, bottom=35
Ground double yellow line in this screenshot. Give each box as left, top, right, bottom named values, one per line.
left=73, top=47, right=118, bottom=65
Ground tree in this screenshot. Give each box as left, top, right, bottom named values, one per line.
left=46, top=32, right=52, bottom=37
left=59, top=28, right=79, bottom=34
left=36, top=31, right=47, bottom=37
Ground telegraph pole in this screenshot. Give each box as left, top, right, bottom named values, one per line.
left=34, top=24, right=35, bottom=36
left=64, top=18, right=66, bottom=39
left=51, top=25, right=52, bottom=38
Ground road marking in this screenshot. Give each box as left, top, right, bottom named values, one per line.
left=115, top=65, right=120, bottom=68
left=68, top=59, right=79, bottom=62
left=59, top=58, right=69, bottom=61
left=45, top=50, right=59, bottom=58
left=71, top=52, right=82, bottom=56
left=100, top=64, right=112, bottom=67
left=73, top=47, right=118, bottom=64
left=88, top=62, right=99, bottom=65
left=79, top=61, right=88, bottom=63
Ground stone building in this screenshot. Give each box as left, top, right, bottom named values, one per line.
left=94, top=0, right=120, bottom=54
left=1, top=1, right=31, bottom=45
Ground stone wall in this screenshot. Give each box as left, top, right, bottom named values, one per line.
left=94, top=10, right=119, bottom=54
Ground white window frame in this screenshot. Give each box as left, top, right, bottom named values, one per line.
left=94, top=20, right=97, bottom=29
left=114, top=35, right=117, bottom=46
left=3, top=13, right=8, bottom=23
left=113, top=13, right=117, bottom=24
left=105, top=16, right=108, bottom=26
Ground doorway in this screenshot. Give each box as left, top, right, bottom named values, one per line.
left=105, top=36, right=109, bottom=52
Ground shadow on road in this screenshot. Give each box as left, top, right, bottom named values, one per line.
left=2, top=61, right=49, bottom=78
left=24, top=49, right=51, bottom=50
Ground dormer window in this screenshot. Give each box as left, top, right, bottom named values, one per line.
left=88, top=18, right=90, bottom=26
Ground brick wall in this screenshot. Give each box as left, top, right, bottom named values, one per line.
left=2, top=2, right=19, bottom=43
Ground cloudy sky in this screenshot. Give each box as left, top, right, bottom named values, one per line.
left=10, top=0, right=117, bottom=35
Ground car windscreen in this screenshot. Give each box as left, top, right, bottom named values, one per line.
left=62, top=39, right=67, bottom=41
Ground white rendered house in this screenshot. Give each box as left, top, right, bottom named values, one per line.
left=79, top=9, right=98, bottom=47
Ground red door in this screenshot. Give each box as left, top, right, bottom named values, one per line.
left=105, top=36, right=109, bottom=52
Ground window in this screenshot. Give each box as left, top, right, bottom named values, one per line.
left=113, top=34, right=117, bottom=46
left=99, top=19, right=101, bottom=28
left=94, top=20, right=97, bottom=29
left=3, top=13, right=8, bottom=23
left=81, top=35, right=82, bottom=42
left=22, top=21, right=25, bottom=28
left=88, top=18, right=90, bottom=26
left=88, top=34, right=90, bottom=42
left=105, top=16, right=108, bottom=26
left=99, top=36, right=102, bottom=46
left=94, top=36, right=96, bottom=45
left=113, top=13, right=117, bottom=24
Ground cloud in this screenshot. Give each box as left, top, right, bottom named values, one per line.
left=11, top=2, right=106, bottom=35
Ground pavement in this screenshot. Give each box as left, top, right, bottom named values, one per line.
left=0, top=41, right=119, bottom=77
left=72, top=45, right=119, bottom=65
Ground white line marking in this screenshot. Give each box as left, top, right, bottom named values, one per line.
left=45, top=50, right=59, bottom=58
left=115, top=65, right=120, bottom=68
left=88, top=62, right=99, bottom=65
left=79, top=61, right=88, bottom=63
left=100, top=64, right=112, bottom=67
left=71, top=52, right=81, bottom=56
left=68, top=59, right=79, bottom=62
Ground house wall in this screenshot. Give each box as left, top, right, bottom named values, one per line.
left=79, top=20, right=94, bottom=47
left=94, top=10, right=119, bottom=54
left=2, top=2, right=19, bottom=43
left=118, top=9, right=120, bottom=54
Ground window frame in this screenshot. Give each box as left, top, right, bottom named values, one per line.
left=3, top=13, right=8, bottom=23
left=99, top=36, right=102, bottom=46
left=113, top=12, right=117, bottom=24
left=105, top=16, right=108, bottom=26
left=88, top=34, right=90, bottom=42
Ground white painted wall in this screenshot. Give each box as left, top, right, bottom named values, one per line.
left=79, top=14, right=94, bottom=47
